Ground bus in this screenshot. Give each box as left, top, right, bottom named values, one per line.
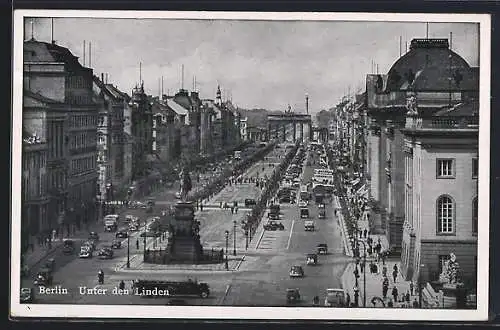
left=299, top=185, right=311, bottom=202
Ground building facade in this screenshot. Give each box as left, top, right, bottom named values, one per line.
left=24, top=39, right=98, bottom=235
left=362, top=38, right=479, bottom=287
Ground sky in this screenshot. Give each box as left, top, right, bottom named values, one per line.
left=24, top=16, right=479, bottom=115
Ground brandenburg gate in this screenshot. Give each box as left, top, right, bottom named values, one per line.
left=267, top=112, right=312, bottom=143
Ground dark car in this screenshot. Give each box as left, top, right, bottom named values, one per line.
left=140, top=231, right=161, bottom=238
left=286, top=288, right=301, bottom=304
left=289, top=265, right=305, bottom=278
left=111, top=239, right=122, bottom=249
left=62, top=240, right=75, bottom=255
left=244, top=199, right=256, bottom=207
left=33, top=267, right=53, bottom=286
left=306, top=253, right=318, bottom=265
left=263, top=220, right=285, bottom=231
left=98, top=247, right=114, bottom=259
left=115, top=231, right=128, bottom=239
left=317, top=244, right=328, bottom=255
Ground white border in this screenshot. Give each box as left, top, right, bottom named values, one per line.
left=11, top=10, right=490, bottom=321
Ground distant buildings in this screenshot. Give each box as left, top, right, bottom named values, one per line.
left=21, top=39, right=245, bottom=244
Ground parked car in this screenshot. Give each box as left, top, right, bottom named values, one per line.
left=20, top=288, right=34, bottom=303
left=263, top=220, right=285, bottom=231
left=79, top=247, right=93, bottom=259
left=304, top=220, right=315, bottom=232
left=286, top=288, right=301, bottom=304
left=244, top=199, right=256, bottom=207
left=111, top=239, right=122, bottom=249
left=98, top=247, right=114, bottom=259
left=317, top=243, right=328, bottom=255
left=62, top=240, right=75, bottom=255
left=298, top=200, right=308, bottom=208
left=306, top=253, right=318, bottom=265
left=115, top=231, right=128, bottom=239
left=289, top=265, right=304, bottom=278
left=300, top=208, right=309, bottom=219
left=33, top=268, right=53, bottom=286
left=324, top=288, right=346, bottom=307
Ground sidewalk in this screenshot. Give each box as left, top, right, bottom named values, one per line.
left=341, top=259, right=419, bottom=308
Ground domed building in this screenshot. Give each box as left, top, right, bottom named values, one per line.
left=362, top=38, right=479, bottom=294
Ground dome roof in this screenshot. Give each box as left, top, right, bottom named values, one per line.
left=385, top=38, right=476, bottom=92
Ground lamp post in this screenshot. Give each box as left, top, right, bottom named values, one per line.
left=357, top=239, right=367, bottom=308
left=233, top=220, right=237, bottom=256
left=126, top=231, right=130, bottom=268
left=225, top=230, right=229, bottom=270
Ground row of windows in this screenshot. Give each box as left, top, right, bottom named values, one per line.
left=436, top=158, right=478, bottom=178
left=436, top=195, right=478, bottom=234
left=23, top=151, right=46, bottom=171
left=70, top=132, right=97, bottom=150
left=22, top=172, right=47, bottom=199
left=49, top=122, right=64, bottom=159
left=70, top=114, right=97, bottom=128
left=66, top=75, right=91, bottom=89
left=66, top=94, right=92, bottom=105
left=71, top=155, right=96, bottom=175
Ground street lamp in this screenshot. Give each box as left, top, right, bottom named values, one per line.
left=126, top=231, right=130, bottom=268
left=357, top=239, right=367, bottom=308
left=233, top=220, right=237, bottom=256
left=225, top=230, right=229, bottom=270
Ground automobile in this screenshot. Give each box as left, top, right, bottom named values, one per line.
left=306, top=253, right=318, bottom=265
left=104, top=214, right=119, bottom=232
left=286, top=288, right=301, bottom=304
left=140, top=231, right=161, bottom=238
left=298, top=200, right=308, bottom=208
left=98, top=247, right=114, bottom=259
left=263, top=220, right=285, bottom=231
left=175, top=192, right=182, bottom=199
left=244, top=199, right=256, bottom=207
left=289, top=265, right=304, bottom=278
left=111, top=239, right=122, bottom=249
left=79, top=247, right=93, bottom=258
left=115, top=231, right=128, bottom=239
left=134, top=279, right=210, bottom=298
left=300, top=208, right=309, bottom=219
left=317, top=243, right=328, bottom=255
left=88, top=232, right=99, bottom=241
left=304, top=220, right=315, bottom=232
left=20, top=288, right=34, bottom=303
left=62, top=239, right=75, bottom=255
left=268, top=213, right=280, bottom=220
left=318, top=208, right=326, bottom=219
left=33, top=268, right=53, bottom=286
left=324, top=288, right=346, bottom=307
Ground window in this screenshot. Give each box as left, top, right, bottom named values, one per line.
left=437, top=195, right=454, bottom=234
left=472, top=158, right=478, bottom=178
left=473, top=197, right=478, bottom=233
left=438, top=255, right=450, bottom=274
left=437, top=159, right=454, bottom=178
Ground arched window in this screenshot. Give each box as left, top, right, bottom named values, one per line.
left=437, top=195, right=454, bottom=234
left=472, top=197, right=478, bottom=233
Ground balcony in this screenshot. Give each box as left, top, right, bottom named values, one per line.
left=405, top=116, right=479, bottom=131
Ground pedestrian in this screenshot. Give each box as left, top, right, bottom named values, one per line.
left=363, top=228, right=367, bottom=238
left=412, top=298, right=419, bottom=308
left=231, top=206, right=234, bottom=214
left=382, top=285, right=388, bottom=299
left=410, top=281, right=414, bottom=296
left=345, top=292, right=351, bottom=307
left=392, top=286, right=398, bottom=302
left=119, top=280, right=125, bottom=291
left=136, top=239, right=139, bottom=250
left=382, top=265, right=387, bottom=277
left=235, top=206, right=238, bottom=214
left=220, top=201, right=223, bottom=209
left=393, top=269, right=398, bottom=283
left=200, top=203, right=203, bottom=211
left=359, top=230, right=362, bottom=239
left=405, top=291, right=410, bottom=303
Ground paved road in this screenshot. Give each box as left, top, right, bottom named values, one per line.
left=23, top=142, right=351, bottom=307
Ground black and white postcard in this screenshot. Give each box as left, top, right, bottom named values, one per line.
left=10, top=10, right=490, bottom=321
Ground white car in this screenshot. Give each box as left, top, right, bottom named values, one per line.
left=79, top=247, right=92, bottom=259
left=298, top=200, right=308, bottom=208
left=324, top=288, right=346, bottom=307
